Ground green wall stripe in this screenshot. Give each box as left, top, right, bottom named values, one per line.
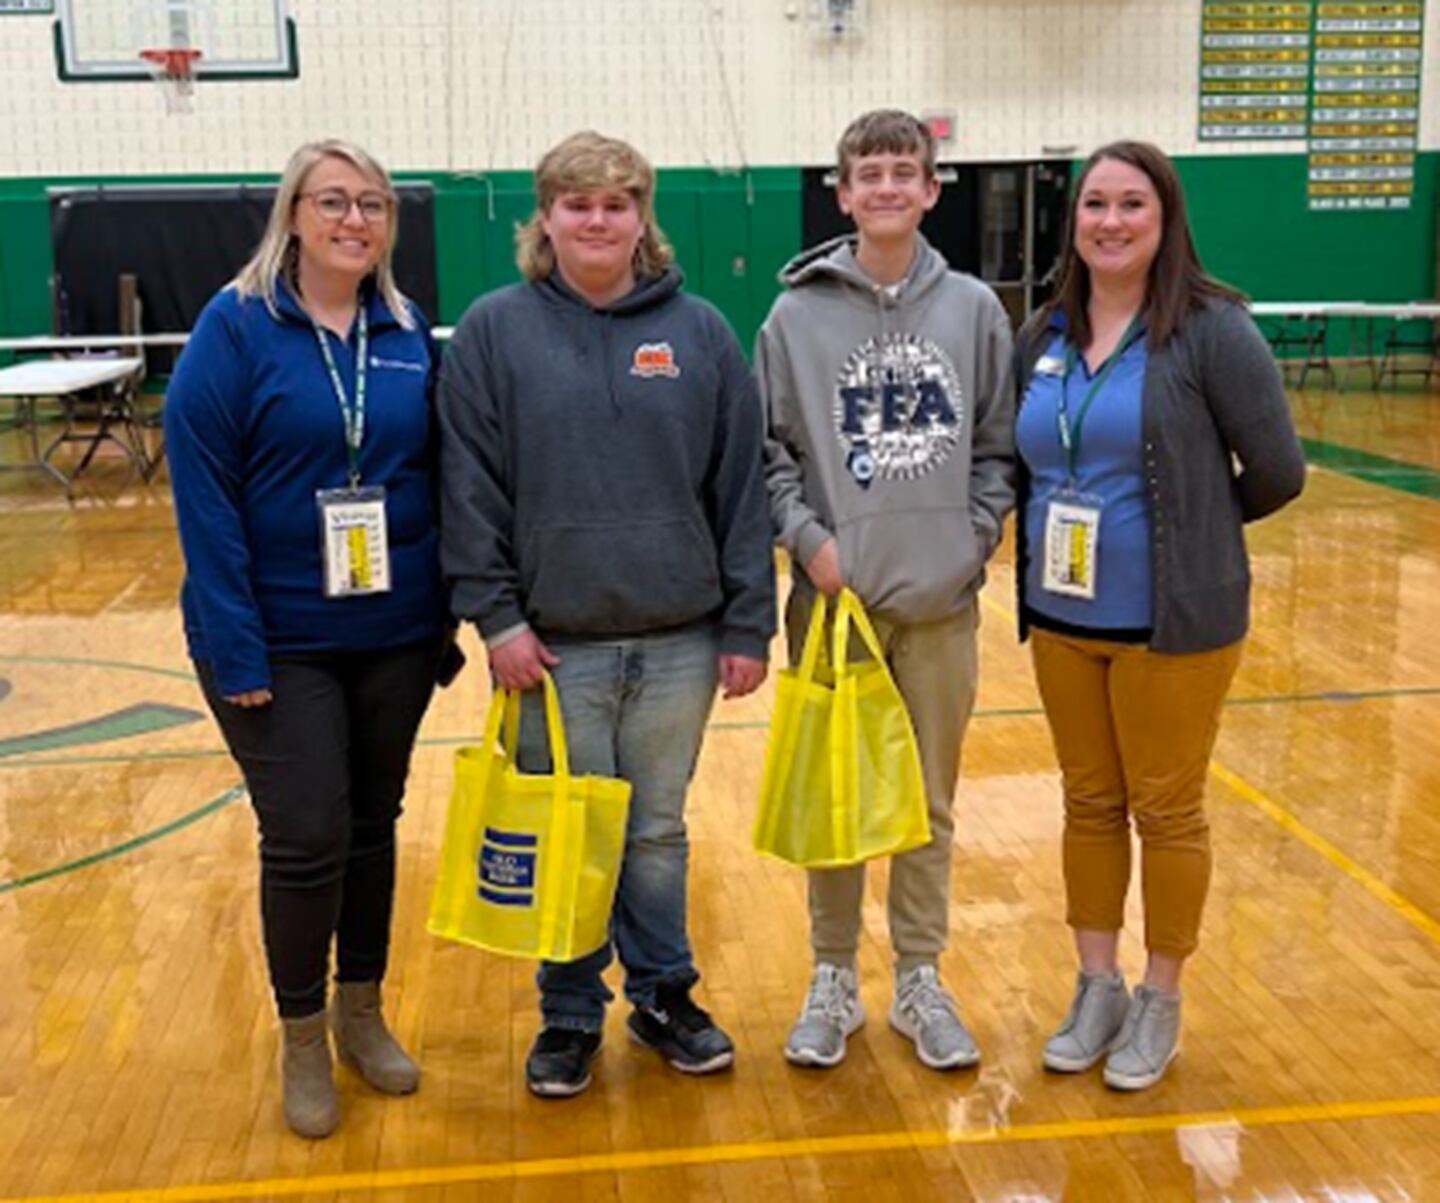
left=8, top=154, right=1429, bottom=359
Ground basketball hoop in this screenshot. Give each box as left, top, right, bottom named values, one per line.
left=139, top=47, right=202, bottom=115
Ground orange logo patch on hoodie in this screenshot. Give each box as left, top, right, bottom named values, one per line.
left=629, top=341, right=681, bottom=379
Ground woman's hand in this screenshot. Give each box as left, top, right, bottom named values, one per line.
left=224, top=689, right=273, bottom=708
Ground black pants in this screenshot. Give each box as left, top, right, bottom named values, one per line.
left=198, top=639, right=439, bottom=1018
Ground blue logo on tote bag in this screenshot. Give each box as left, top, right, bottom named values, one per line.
left=478, top=827, right=538, bottom=906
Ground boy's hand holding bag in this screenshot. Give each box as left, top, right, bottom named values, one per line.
left=753, top=587, right=929, bottom=867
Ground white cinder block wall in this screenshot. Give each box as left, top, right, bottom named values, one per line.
left=0, top=0, right=1434, bottom=177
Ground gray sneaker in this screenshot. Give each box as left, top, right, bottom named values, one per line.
left=785, top=964, right=865, bottom=1068
left=1104, top=984, right=1181, bottom=1091
left=1043, top=971, right=1130, bottom=1073
left=889, top=965, right=980, bottom=1070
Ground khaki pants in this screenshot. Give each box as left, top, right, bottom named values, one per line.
left=1029, top=628, right=1243, bottom=959
left=786, top=591, right=979, bottom=974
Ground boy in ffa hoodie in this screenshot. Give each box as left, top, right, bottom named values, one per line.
left=758, top=109, right=1015, bottom=1071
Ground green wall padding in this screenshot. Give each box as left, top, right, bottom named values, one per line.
left=1176, top=152, right=1437, bottom=303
left=0, top=155, right=1432, bottom=366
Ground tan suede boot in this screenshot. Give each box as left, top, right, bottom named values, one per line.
left=331, top=981, right=420, bottom=1095
left=281, top=1011, right=340, bottom=1139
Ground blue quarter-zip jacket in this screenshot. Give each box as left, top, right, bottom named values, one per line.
left=165, top=278, right=446, bottom=696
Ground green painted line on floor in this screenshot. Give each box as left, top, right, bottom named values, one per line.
left=1302, top=437, right=1440, bottom=501
left=3, top=685, right=1437, bottom=772
left=1, top=683, right=1437, bottom=894
left=0, top=746, right=229, bottom=768
left=0, top=653, right=197, bottom=682
left=0, top=785, right=245, bottom=896
left=0, top=702, right=204, bottom=759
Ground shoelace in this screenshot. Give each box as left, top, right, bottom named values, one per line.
left=802, top=969, right=854, bottom=1025
left=897, top=970, right=959, bottom=1028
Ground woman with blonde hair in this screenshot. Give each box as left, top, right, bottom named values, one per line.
left=165, top=139, right=449, bottom=1137
left=440, top=131, right=775, bottom=1098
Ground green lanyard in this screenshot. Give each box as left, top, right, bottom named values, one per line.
left=311, top=306, right=368, bottom=488
left=1056, top=316, right=1142, bottom=486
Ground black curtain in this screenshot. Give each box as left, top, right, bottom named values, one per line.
left=50, top=184, right=438, bottom=369
left=799, top=160, right=1072, bottom=315
left=801, top=164, right=981, bottom=275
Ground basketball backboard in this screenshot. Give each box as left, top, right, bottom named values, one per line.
left=54, top=0, right=297, bottom=81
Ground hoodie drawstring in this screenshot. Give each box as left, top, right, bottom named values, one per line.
left=602, top=310, right=620, bottom=414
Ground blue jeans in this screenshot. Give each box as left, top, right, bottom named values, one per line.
left=516, top=625, right=719, bottom=1032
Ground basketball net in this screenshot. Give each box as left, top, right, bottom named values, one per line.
left=139, top=47, right=202, bottom=115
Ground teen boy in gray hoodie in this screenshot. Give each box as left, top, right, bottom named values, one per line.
left=759, top=110, right=1015, bottom=1071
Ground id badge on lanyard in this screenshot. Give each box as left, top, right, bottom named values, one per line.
left=1039, top=319, right=1139, bottom=602
left=311, top=307, right=392, bottom=598
left=1042, top=489, right=1102, bottom=599
left=317, top=485, right=391, bottom=597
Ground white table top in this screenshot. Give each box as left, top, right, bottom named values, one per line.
left=0, top=357, right=144, bottom=396
left=1248, top=301, right=1440, bottom=320
left=0, top=330, right=456, bottom=351
left=0, top=334, right=188, bottom=353
left=1249, top=301, right=1359, bottom=318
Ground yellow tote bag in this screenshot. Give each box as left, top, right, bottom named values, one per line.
left=427, top=671, right=632, bottom=962
left=753, top=588, right=930, bottom=868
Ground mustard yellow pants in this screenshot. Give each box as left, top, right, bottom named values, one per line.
left=1030, top=627, right=1243, bottom=959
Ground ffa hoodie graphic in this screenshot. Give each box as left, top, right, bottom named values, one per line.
left=758, top=234, right=1017, bottom=625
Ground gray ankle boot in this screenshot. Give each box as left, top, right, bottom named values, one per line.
left=281, top=1011, right=339, bottom=1139
left=332, top=981, right=420, bottom=1095
left=1104, top=984, right=1181, bottom=1091
left=1043, top=970, right=1130, bottom=1073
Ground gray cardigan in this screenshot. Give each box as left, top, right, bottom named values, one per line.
left=1014, top=298, right=1305, bottom=653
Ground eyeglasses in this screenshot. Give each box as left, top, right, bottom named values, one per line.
left=300, top=189, right=392, bottom=223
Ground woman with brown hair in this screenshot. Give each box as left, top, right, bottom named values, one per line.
left=438, top=131, right=775, bottom=1098
left=1013, top=140, right=1305, bottom=1090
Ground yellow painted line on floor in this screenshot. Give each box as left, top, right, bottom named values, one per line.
left=978, top=590, right=1014, bottom=627
left=5, top=1094, right=1440, bottom=1202
left=979, top=586, right=1440, bottom=949
left=1208, top=759, right=1440, bottom=948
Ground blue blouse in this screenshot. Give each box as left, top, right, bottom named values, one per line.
left=1017, top=330, right=1153, bottom=631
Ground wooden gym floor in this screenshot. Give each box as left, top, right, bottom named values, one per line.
left=0, top=381, right=1437, bottom=1202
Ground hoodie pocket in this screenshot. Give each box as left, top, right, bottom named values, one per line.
left=521, top=516, right=723, bottom=635
left=837, top=507, right=987, bottom=624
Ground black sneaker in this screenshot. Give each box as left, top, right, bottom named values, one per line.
left=525, top=1027, right=602, bottom=1098
left=627, top=985, right=735, bottom=1074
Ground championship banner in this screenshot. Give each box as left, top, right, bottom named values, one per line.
left=1200, top=2, right=1316, bottom=139
left=1307, top=1, right=1425, bottom=209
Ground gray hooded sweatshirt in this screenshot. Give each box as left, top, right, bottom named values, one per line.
left=758, top=234, right=1016, bottom=624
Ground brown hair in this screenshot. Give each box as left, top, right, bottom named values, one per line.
left=515, top=131, right=674, bottom=282
left=835, top=109, right=937, bottom=184
left=1047, top=140, right=1244, bottom=349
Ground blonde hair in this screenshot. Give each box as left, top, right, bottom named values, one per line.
left=515, top=131, right=674, bottom=282
left=233, top=138, right=414, bottom=329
